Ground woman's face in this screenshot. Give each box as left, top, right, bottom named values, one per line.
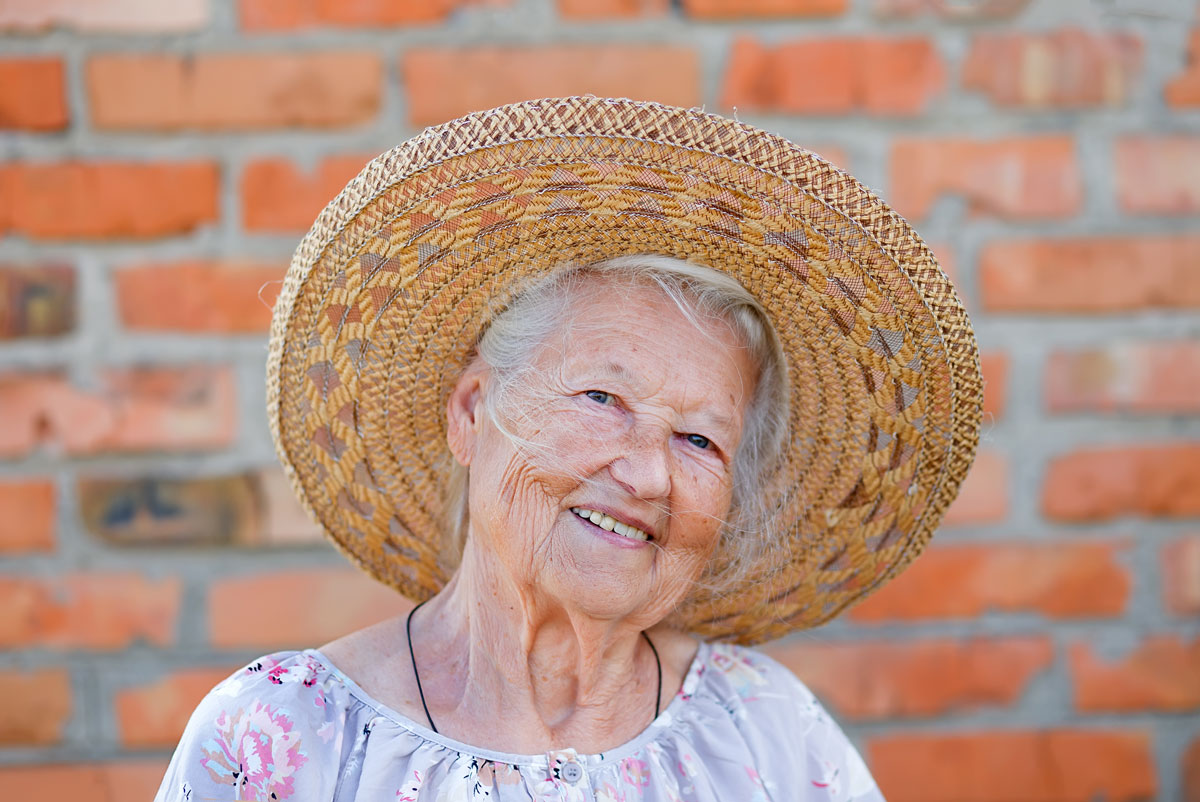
left=448, top=279, right=756, bottom=627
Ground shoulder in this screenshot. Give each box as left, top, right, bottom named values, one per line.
left=696, top=642, right=884, bottom=801
left=153, top=651, right=360, bottom=802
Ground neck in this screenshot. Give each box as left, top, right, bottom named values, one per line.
left=411, top=539, right=662, bottom=753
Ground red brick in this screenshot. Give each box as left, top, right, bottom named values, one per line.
left=116, top=261, right=282, bottom=333
left=0, top=479, right=55, bottom=553
left=869, top=730, right=1156, bottom=802
left=942, top=449, right=1008, bottom=527
left=241, top=154, right=372, bottom=233
left=0, top=367, right=235, bottom=457
left=0, top=574, right=180, bottom=649
left=256, top=468, right=325, bottom=545
left=873, top=0, right=1029, bottom=19
left=0, top=668, right=70, bottom=745
left=849, top=541, right=1130, bottom=621
left=0, top=761, right=167, bottom=802
left=0, top=58, right=68, bottom=130
left=0, top=0, right=207, bottom=32
left=209, top=569, right=407, bottom=649
left=1116, top=137, right=1200, bottom=214
left=88, top=52, right=382, bottom=131
left=401, top=45, right=701, bottom=127
left=238, top=0, right=505, bottom=31
left=558, top=0, right=668, bottom=17
left=889, top=136, right=1080, bottom=220
left=964, top=29, right=1141, bottom=108
left=1163, top=536, right=1200, bottom=616
left=720, top=36, right=944, bottom=116
left=683, top=0, right=846, bottom=16
left=979, top=351, right=1008, bottom=420
left=1166, top=30, right=1200, bottom=107
left=768, top=637, right=1051, bottom=719
left=115, top=667, right=235, bottom=747
left=980, top=236, right=1200, bottom=313
left=1043, top=444, right=1200, bottom=522
left=0, top=264, right=76, bottom=339
left=1046, top=341, right=1200, bottom=414
left=1185, top=737, right=1200, bottom=802
left=1071, top=636, right=1200, bottom=713
left=0, top=162, right=218, bottom=240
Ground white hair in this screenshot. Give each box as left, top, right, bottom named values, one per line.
left=442, top=254, right=790, bottom=599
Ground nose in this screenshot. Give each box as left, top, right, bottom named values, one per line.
left=608, top=427, right=672, bottom=501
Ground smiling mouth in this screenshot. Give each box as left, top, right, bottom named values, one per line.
left=569, top=507, right=651, bottom=542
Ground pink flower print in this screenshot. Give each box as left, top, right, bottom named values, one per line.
left=478, top=761, right=521, bottom=788
left=710, top=643, right=766, bottom=700
left=199, top=701, right=308, bottom=800
left=810, top=759, right=843, bottom=796
left=396, top=768, right=422, bottom=801
left=596, top=780, right=626, bottom=802
left=619, top=757, right=651, bottom=789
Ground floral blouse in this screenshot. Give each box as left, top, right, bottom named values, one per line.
left=154, top=641, right=884, bottom=801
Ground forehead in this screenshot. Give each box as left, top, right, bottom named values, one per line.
left=542, top=280, right=756, bottom=415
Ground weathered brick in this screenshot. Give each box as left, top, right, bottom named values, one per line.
left=1116, top=136, right=1200, bottom=214
left=88, top=52, right=382, bottom=130
left=889, top=136, right=1081, bottom=220
left=1166, top=30, right=1200, bottom=108
left=0, top=162, right=218, bottom=240
left=209, top=569, right=407, bottom=649
left=400, top=45, right=701, bottom=127
left=682, top=0, right=846, bottom=17
left=0, top=0, right=207, bottom=32
left=0, top=574, right=180, bottom=649
left=980, top=236, right=1200, bottom=312
left=873, top=0, right=1029, bottom=19
left=767, top=637, right=1051, bottom=719
left=0, top=58, right=68, bottom=130
left=869, top=730, right=1156, bottom=802
left=79, top=475, right=261, bottom=546
left=0, top=264, right=76, bottom=339
left=239, top=0, right=489, bottom=30
left=558, top=0, right=668, bottom=17
left=1043, top=444, right=1200, bottom=522
left=241, top=154, right=372, bottom=233
left=0, top=668, right=71, bottom=746
left=720, top=36, right=944, bottom=116
left=116, top=261, right=282, bottom=333
left=942, top=449, right=1008, bottom=527
left=0, top=367, right=236, bottom=457
left=964, top=29, right=1141, bottom=107
left=849, top=541, right=1130, bottom=621
left=115, top=667, right=235, bottom=747
left=1163, top=536, right=1200, bottom=616
left=0, top=761, right=167, bottom=801
left=0, top=479, right=55, bottom=553
left=77, top=469, right=320, bottom=548
left=1046, top=341, right=1200, bottom=414
left=1071, top=637, right=1200, bottom=713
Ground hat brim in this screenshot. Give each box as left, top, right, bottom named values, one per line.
left=267, top=96, right=983, bottom=645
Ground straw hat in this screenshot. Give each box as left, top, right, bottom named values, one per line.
left=267, top=96, right=982, bottom=645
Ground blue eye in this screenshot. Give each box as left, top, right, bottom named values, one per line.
left=585, top=390, right=614, bottom=405
left=686, top=433, right=711, bottom=449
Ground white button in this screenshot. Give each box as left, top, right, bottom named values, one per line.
left=560, top=761, right=583, bottom=784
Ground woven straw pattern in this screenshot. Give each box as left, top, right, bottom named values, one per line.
left=266, top=96, right=983, bottom=645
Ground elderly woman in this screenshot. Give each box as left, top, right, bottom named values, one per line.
left=155, top=98, right=981, bottom=802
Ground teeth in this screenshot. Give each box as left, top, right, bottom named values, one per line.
left=570, top=507, right=649, bottom=541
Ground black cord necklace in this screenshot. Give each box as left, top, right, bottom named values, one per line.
left=406, top=599, right=663, bottom=734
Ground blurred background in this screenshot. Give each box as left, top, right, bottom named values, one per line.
left=1, top=0, right=1198, bottom=799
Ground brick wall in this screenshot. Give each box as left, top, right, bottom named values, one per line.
left=1, top=1, right=1198, bottom=800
